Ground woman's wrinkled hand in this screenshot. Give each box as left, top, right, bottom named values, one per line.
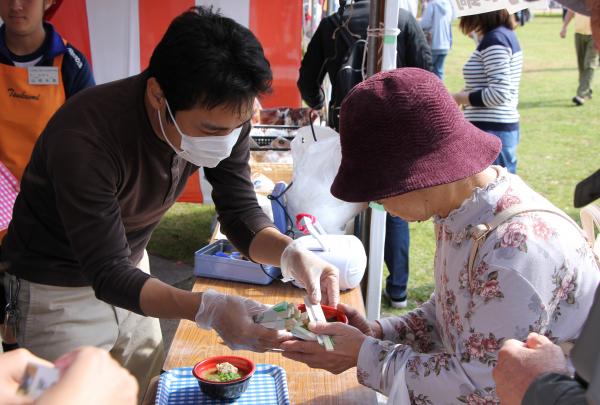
left=280, top=321, right=366, bottom=374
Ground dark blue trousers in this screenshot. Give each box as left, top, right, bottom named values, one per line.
left=384, top=214, right=410, bottom=300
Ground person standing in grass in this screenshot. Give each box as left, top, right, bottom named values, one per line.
left=420, top=0, right=456, bottom=80
left=453, top=10, right=523, bottom=174
left=560, top=9, right=598, bottom=106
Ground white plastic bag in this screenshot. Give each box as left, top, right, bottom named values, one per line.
left=286, top=125, right=366, bottom=234
left=292, top=234, right=366, bottom=290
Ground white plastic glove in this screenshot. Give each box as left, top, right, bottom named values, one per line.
left=195, top=289, right=293, bottom=351
left=280, top=240, right=340, bottom=306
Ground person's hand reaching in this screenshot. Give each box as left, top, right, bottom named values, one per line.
left=280, top=321, right=366, bottom=374
left=195, top=289, right=293, bottom=351
left=280, top=241, right=340, bottom=307
left=0, top=349, right=53, bottom=404
left=338, top=303, right=382, bottom=339
left=493, top=333, right=569, bottom=405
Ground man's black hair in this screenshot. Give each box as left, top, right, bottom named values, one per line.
left=148, top=6, right=272, bottom=116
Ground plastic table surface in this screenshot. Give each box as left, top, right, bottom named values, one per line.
left=163, top=277, right=376, bottom=405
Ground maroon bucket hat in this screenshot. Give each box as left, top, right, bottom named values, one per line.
left=331, top=68, right=502, bottom=203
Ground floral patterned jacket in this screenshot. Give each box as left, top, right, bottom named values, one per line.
left=357, top=168, right=600, bottom=404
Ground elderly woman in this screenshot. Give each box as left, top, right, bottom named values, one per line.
left=280, top=68, right=600, bottom=404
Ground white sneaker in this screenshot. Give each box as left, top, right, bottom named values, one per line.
left=384, top=290, right=408, bottom=309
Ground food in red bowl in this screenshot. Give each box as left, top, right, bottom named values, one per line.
left=297, top=304, right=348, bottom=324
left=192, top=356, right=255, bottom=400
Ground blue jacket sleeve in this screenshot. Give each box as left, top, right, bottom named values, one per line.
left=61, top=45, right=95, bottom=98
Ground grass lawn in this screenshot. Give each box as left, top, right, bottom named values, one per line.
left=148, top=14, right=600, bottom=318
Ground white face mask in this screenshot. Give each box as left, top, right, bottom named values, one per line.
left=157, top=99, right=242, bottom=168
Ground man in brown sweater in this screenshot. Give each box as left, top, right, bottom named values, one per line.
left=1, top=7, right=340, bottom=393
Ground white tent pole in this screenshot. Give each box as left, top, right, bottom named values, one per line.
left=364, top=0, right=399, bottom=322
left=365, top=204, right=386, bottom=321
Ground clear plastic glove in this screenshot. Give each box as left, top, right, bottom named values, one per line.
left=280, top=240, right=340, bottom=306
left=195, top=289, right=293, bottom=352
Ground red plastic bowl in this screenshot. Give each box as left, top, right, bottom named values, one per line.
left=297, top=304, right=348, bottom=324
left=192, top=356, right=256, bottom=400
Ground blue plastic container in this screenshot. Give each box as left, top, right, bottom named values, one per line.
left=194, top=240, right=281, bottom=285
left=270, top=182, right=289, bottom=234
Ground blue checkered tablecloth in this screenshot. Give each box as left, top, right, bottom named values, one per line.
left=156, top=364, right=290, bottom=405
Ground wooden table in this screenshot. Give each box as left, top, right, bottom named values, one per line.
left=163, top=277, right=376, bottom=404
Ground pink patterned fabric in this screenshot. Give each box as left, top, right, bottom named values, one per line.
left=0, top=162, right=18, bottom=231
left=356, top=168, right=600, bottom=404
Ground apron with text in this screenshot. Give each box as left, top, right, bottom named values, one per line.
left=0, top=54, right=66, bottom=181
left=0, top=53, right=65, bottom=241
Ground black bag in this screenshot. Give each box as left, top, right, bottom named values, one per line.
left=328, top=13, right=367, bottom=131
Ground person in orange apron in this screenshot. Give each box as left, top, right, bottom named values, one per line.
left=0, top=0, right=94, bottom=352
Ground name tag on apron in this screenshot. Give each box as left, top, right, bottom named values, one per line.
left=28, top=67, right=59, bottom=85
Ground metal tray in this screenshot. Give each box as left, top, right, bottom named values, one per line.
left=194, top=240, right=281, bottom=285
